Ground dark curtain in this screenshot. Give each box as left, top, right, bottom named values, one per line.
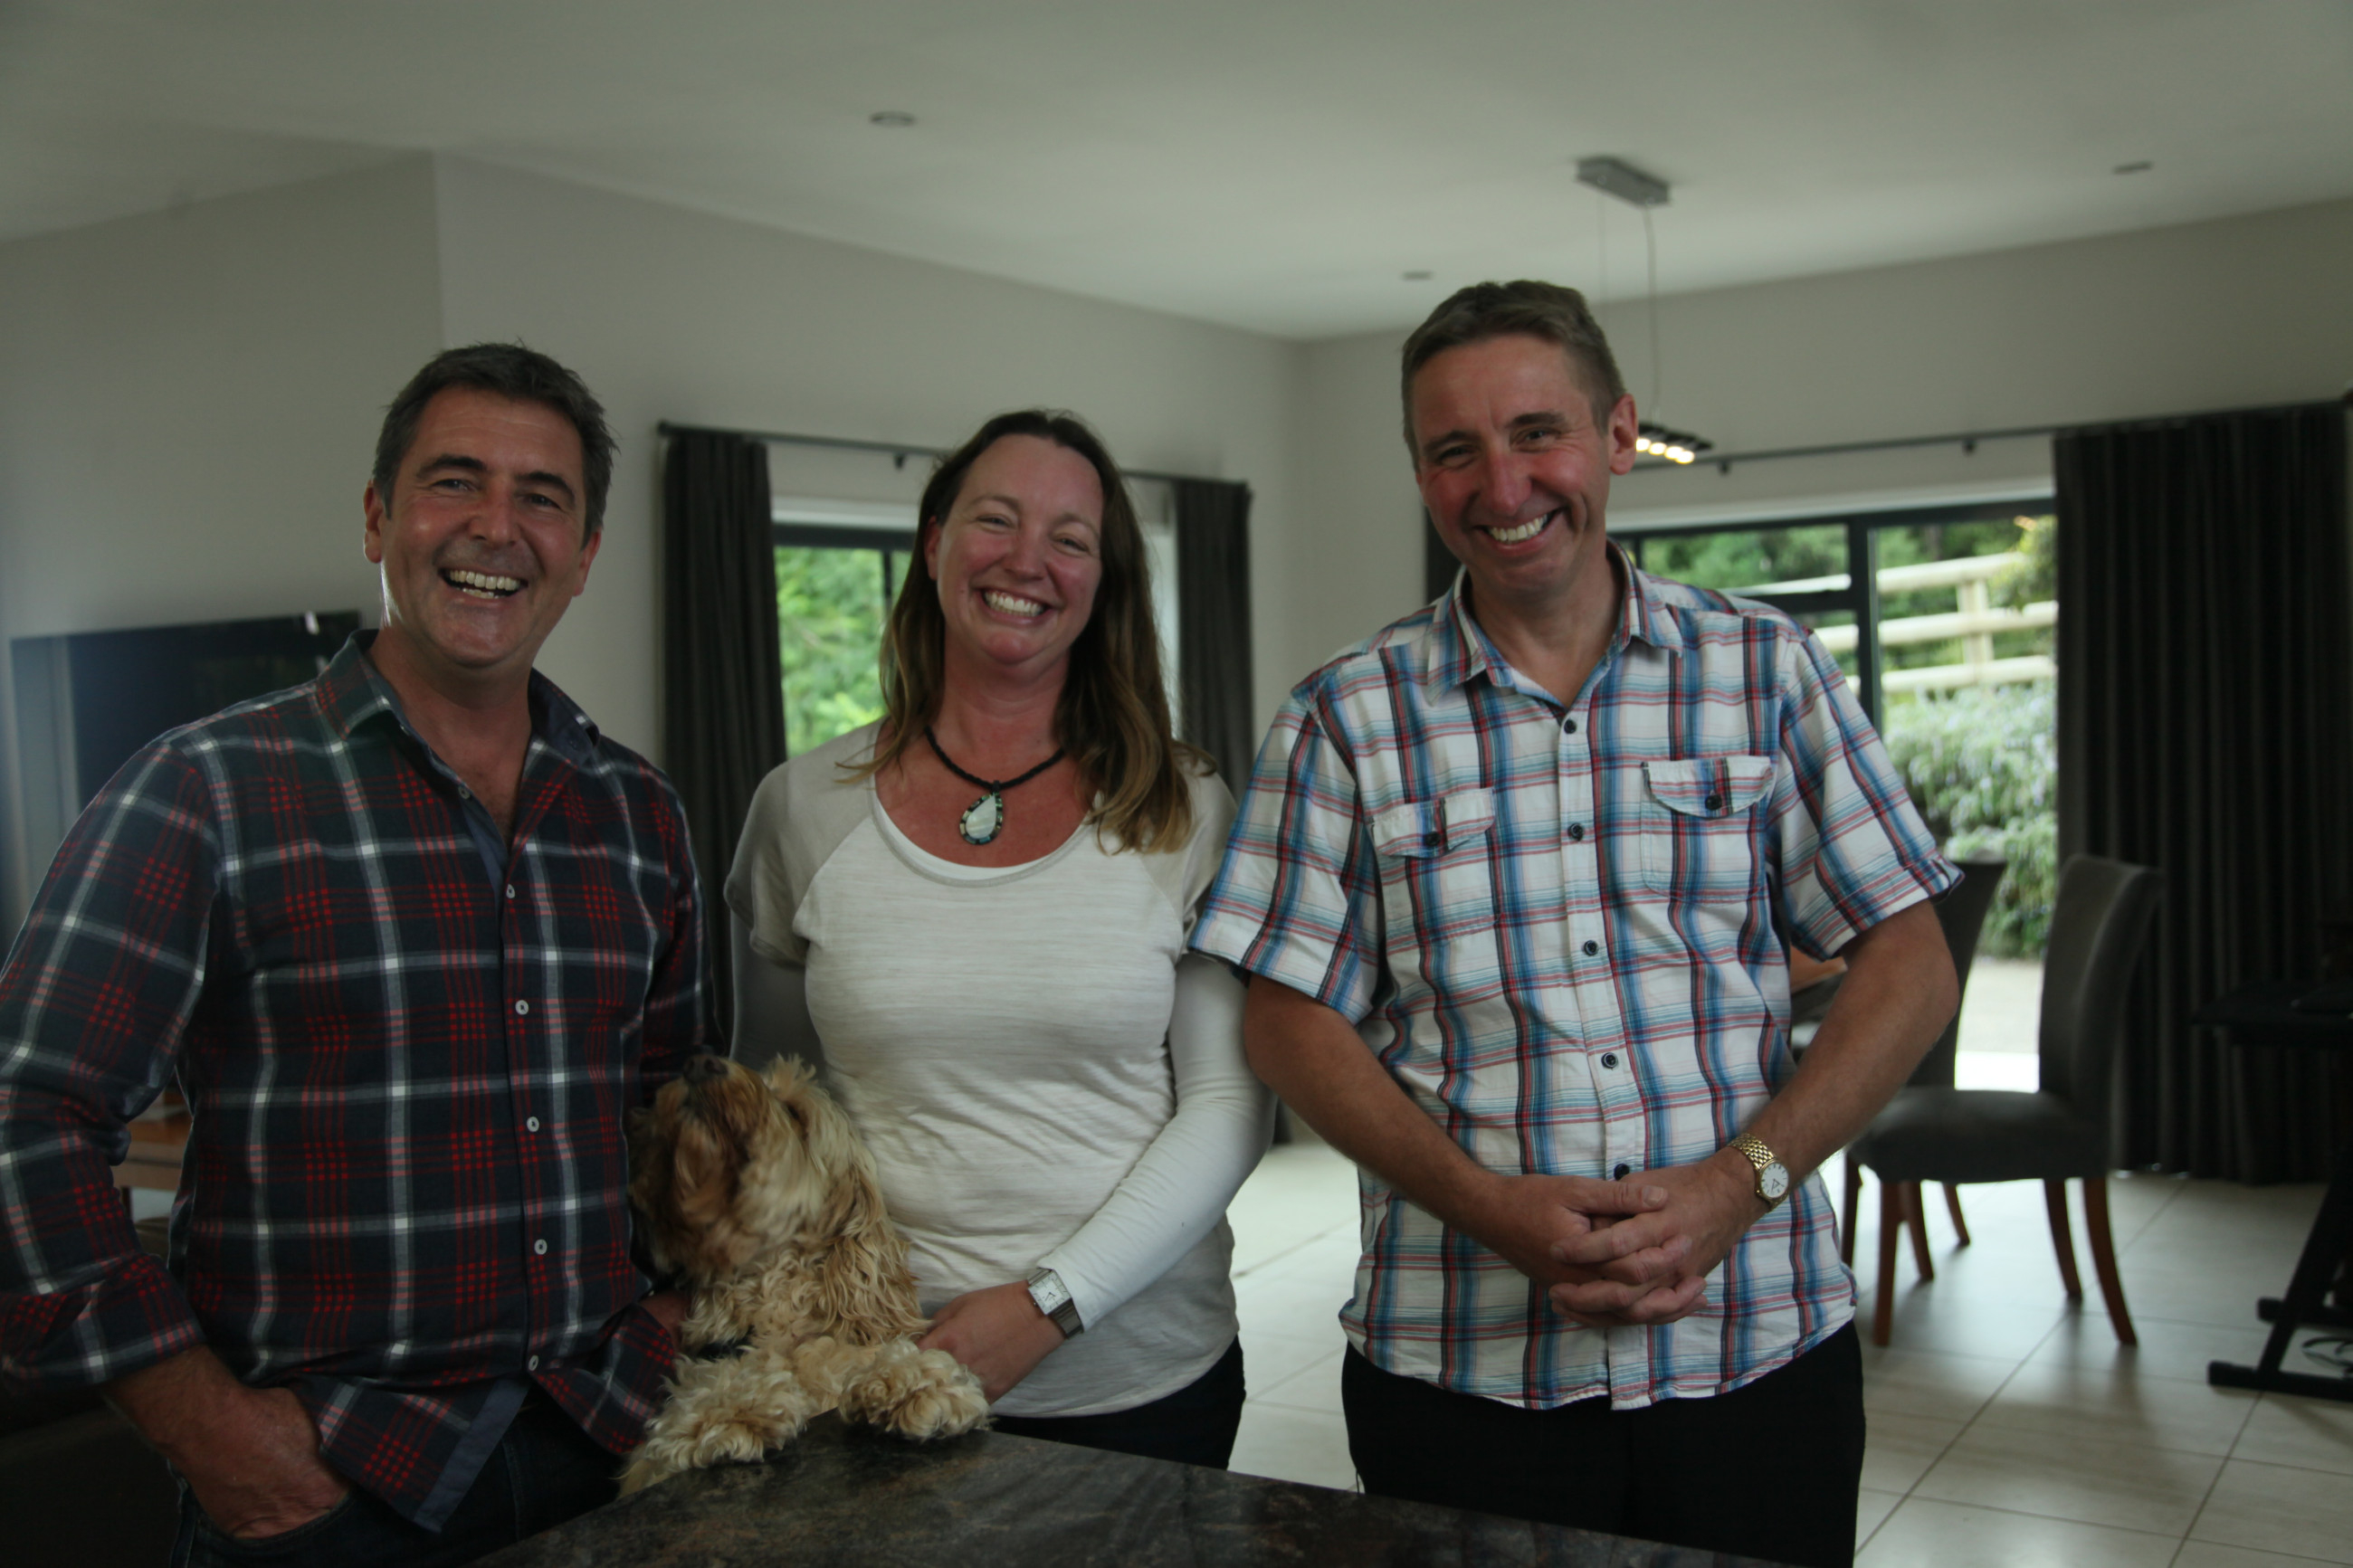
left=662, top=431, right=786, bottom=1043
left=1173, top=479, right=1257, bottom=787
left=2055, top=403, right=2350, bottom=1183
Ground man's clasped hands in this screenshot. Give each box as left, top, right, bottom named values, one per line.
left=1472, top=1157, right=1770, bottom=1328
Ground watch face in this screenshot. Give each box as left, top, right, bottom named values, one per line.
left=1760, top=1164, right=1791, bottom=1202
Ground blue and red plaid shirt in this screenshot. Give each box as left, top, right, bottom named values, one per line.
left=0, top=633, right=705, bottom=1525
left=1192, top=550, right=1954, bottom=1410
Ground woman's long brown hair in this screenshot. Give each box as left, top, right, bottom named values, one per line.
left=853, top=410, right=1199, bottom=852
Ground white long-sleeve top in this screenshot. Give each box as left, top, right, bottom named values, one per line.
left=727, top=725, right=1271, bottom=1417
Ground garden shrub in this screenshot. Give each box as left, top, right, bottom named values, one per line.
left=1881, top=681, right=2057, bottom=957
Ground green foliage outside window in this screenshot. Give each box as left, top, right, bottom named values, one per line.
left=1882, top=681, right=2057, bottom=957
left=1641, top=523, right=1846, bottom=594
left=776, top=546, right=903, bottom=755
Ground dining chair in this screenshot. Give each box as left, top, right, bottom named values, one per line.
left=1839, top=855, right=2008, bottom=1274
left=1844, top=854, right=2164, bottom=1347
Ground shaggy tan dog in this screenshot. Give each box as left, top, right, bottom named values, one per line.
left=619, top=1053, right=988, bottom=1492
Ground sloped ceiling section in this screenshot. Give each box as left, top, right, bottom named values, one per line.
left=5, top=0, right=2350, bottom=337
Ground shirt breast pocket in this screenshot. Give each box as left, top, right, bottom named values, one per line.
left=1639, top=755, right=1775, bottom=899
left=1369, top=788, right=1500, bottom=963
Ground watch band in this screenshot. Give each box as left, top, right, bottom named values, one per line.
left=1025, top=1267, right=1084, bottom=1338
left=1729, top=1135, right=1791, bottom=1209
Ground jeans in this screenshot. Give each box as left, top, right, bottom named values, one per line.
left=170, top=1396, right=618, bottom=1568
left=1342, top=1324, right=1866, bottom=1568
left=988, top=1338, right=1245, bottom=1468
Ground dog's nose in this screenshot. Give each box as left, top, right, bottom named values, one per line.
left=682, top=1053, right=729, bottom=1085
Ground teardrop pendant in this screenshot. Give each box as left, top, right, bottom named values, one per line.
left=957, top=791, right=1005, bottom=845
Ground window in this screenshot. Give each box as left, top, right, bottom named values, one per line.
left=1625, top=499, right=2055, bottom=724
left=774, top=498, right=916, bottom=755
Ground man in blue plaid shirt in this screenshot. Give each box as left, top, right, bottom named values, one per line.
left=0, top=345, right=706, bottom=1565
left=1192, top=281, right=1958, bottom=1566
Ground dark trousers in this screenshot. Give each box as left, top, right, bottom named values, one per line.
left=989, top=1338, right=1246, bottom=1468
left=1342, top=1324, right=1864, bottom=1568
left=170, top=1396, right=617, bottom=1568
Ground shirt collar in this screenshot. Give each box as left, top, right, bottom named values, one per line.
left=1424, top=540, right=1683, bottom=694
left=319, top=630, right=600, bottom=765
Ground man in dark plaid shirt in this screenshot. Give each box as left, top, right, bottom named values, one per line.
left=0, top=345, right=707, bottom=1564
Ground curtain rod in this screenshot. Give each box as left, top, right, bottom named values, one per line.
left=656, top=421, right=1220, bottom=489
left=1642, top=396, right=2347, bottom=476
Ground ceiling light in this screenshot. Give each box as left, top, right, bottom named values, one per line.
left=1578, top=157, right=1714, bottom=467
left=869, top=110, right=917, bottom=128
left=1637, top=422, right=1711, bottom=466
left=1576, top=157, right=1671, bottom=208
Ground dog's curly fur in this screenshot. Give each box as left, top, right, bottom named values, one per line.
left=619, top=1054, right=987, bottom=1492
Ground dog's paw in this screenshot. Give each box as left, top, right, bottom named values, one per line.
left=839, top=1341, right=990, bottom=1440
left=615, top=1448, right=675, bottom=1496
left=629, top=1345, right=822, bottom=1484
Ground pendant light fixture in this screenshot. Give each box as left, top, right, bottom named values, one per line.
left=1576, top=157, right=1713, bottom=466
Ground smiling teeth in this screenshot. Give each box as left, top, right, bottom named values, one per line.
left=984, top=591, right=1045, bottom=616
left=1488, top=517, right=1548, bottom=544
left=445, top=568, right=523, bottom=598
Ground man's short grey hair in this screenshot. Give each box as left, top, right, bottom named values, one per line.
left=1398, top=280, right=1628, bottom=456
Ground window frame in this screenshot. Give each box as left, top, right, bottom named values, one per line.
left=1622, top=496, right=2046, bottom=726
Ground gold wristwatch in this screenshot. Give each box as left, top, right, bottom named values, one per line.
left=1730, top=1136, right=1791, bottom=1210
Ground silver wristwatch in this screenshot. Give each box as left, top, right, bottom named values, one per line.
left=1025, top=1267, right=1084, bottom=1338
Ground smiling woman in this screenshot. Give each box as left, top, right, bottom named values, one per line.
left=728, top=407, right=1272, bottom=1472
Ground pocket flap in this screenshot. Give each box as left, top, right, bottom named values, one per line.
left=1372, top=788, right=1495, bottom=858
left=1643, top=755, right=1775, bottom=819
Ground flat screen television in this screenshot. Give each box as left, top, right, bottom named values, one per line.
left=11, top=611, right=360, bottom=891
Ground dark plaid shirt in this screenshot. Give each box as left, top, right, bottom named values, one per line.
left=0, top=633, right=705, bottom=1525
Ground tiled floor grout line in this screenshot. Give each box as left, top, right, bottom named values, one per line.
left=2164, top=1387, right=2261, bottom=1568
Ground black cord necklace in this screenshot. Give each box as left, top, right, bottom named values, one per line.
left=924, top=727, right=1066, bottom=846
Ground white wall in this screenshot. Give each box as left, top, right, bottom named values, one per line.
left=0, top=158, right=443, bottom=916
left=0, top=155, right=1301, bottom=922
left=429, top=157, right=1300, bottom=765
left=1284, top=195, right=2353, bottom=659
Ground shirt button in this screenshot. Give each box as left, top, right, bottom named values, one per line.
left=1613, top=1163, right=1632, bottom=1180
left=505, top=884, right=517, bottom=900
left=514, top=1000, right=529, bottom=1016
left=1567, top=822, right=1585, bottom=842
left=526, top=1117, right=541, bottom=1133
left=1601, top=1051, right=1620, bottom=1069
left=527, top=1354, right=540, bottom=1372
left=458, top=784, right=472, bottom=800
left=1564, top=717, right=1578, bottom=734
left=534, top=1239, right=548, bottom=1256
left=1706, top=793, right=1724, bottom=812
left=1582, top=939, right=1600, bottom=956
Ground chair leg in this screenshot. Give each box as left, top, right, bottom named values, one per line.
left=1942, top=1183, right=1971, bottom=1248
left=1874, top=1176, right=1902, bottom=1346
left=1903, top=1182, right=1936, bottom=1282
left=2082, top=1176, right=2138, bottom=1346
left=2043, top=1179, right=2084, bottom=1299
left=1841, top=1157, right=1862, bottom=1267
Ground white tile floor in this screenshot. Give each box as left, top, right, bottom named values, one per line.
left=1224, top=959, right=2353, bottom=1564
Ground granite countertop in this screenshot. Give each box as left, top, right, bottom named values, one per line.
left=484, top=1415, right=1787, bottom=1567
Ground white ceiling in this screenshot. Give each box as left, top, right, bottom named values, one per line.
left=5, top=0, right=2350, bottom=340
